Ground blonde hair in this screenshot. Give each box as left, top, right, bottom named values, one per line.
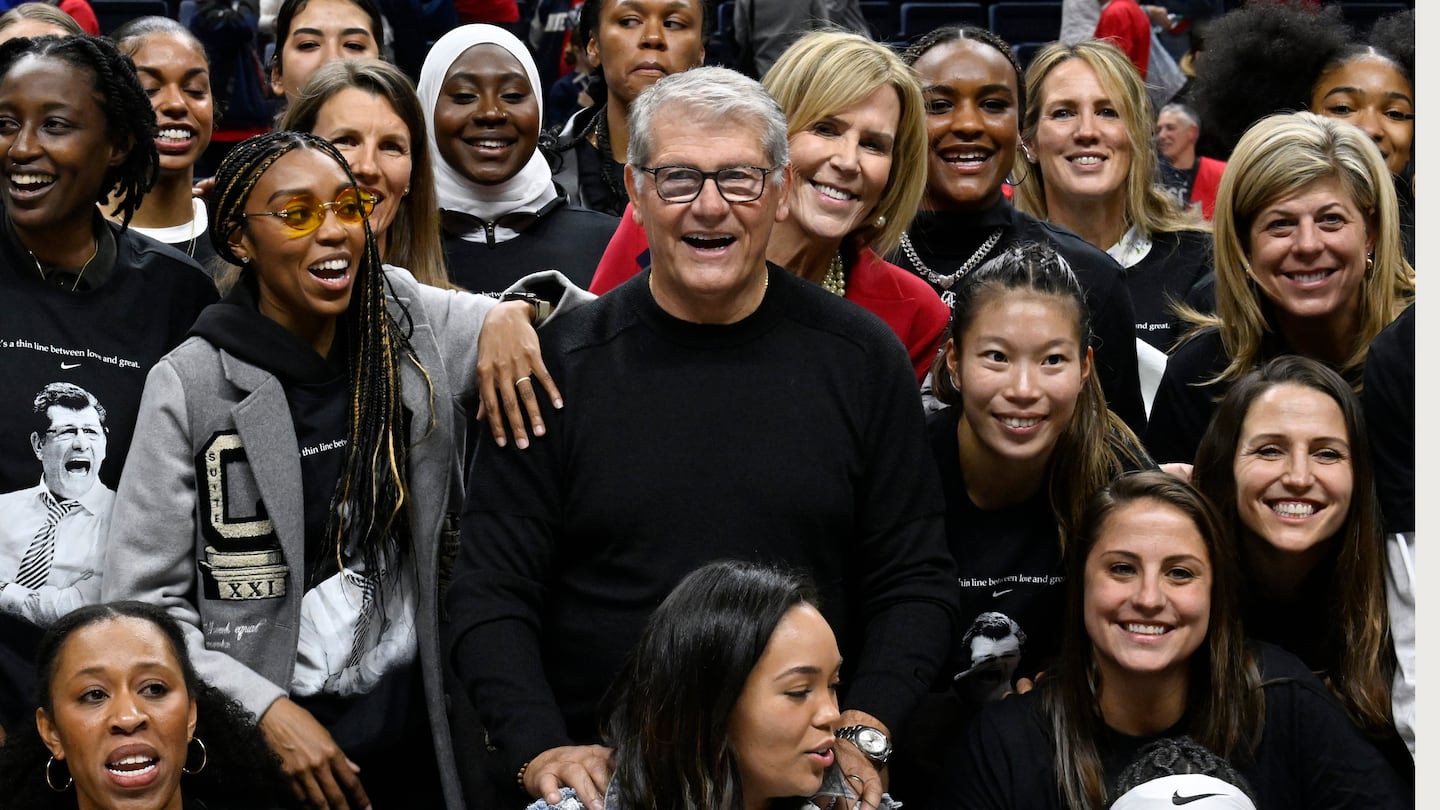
left=1016, top=40, right=1202, bottom=239
left=763, top=29, right=927, bottom=257
left=1197, top=111, right=1413, bottom=383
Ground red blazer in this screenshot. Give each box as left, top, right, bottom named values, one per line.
left=588, top=204, right=949, bottom=380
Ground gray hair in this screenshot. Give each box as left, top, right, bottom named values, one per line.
left=627, top=66, right=789, bottom=176
left=1159, top=102, right=1199, bottom=130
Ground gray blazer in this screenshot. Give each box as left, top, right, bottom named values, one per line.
left=102, top=267, right=591, bottom=809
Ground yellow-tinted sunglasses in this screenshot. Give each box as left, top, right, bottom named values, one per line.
left=243, top=188, right=377, bottom=236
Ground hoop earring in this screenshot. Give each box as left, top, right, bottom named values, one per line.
left=182, top=737, right=208, bottom=775
left=1021, top=143, right=1036, bottom=163
left=1366, top=252, right=1375, bottom=275
left=45, top=757, right=72, bottom=792
left=1007, top=159, right=1029, bottom=187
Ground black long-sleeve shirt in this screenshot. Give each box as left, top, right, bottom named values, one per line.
left=447, top=266, right=960, bottom=776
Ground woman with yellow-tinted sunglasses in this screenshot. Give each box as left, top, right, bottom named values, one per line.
left=101, top=130, right=587, bottom=810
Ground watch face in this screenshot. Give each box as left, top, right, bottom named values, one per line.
left=857, top=728, right=885, bottom=752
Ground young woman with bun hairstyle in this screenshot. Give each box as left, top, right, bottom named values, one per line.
left=891, top=240, right=1149, bottom=802
left=1146, top=112, right=1413, bottom=465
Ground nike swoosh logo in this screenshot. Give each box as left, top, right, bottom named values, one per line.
left=60, top=362, right=81, bottom=370
left=1173, top=791, right=1224, bottom=805
left=991, top=588, right=1013, bottom=598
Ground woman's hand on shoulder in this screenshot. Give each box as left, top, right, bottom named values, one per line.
left=523, top=744, right=614, bottom=810
left=477, top=300, right=564, bottom=450
left=258, top=696, right=370, bottom=810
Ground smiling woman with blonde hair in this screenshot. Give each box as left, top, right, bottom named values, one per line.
left=1016, top=40, right=1196, bottom=247
left=280, top=58, right=449, bottom=289
left=1015, top=39, right=1210, bottom=355
left=1146, top=112, right=1414, bottom=465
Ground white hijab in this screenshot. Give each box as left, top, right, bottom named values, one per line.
left=417, top=24, right=557, bottom=233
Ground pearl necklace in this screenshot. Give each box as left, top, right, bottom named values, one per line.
left=899, top=228, right=1004, bottom=290
left=822, top=254, right=846, bottom=296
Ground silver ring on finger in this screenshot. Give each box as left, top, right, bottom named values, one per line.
left=846, top=774, right=864, bottom=785
left=515, top=376, right=531, bottom=388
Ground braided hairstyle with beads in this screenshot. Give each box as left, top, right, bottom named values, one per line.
left=210, top=129, right=428, bottom=591
left=0, top=34, right=158, bottom=226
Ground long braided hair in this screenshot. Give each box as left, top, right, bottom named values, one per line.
left=0, top=34, right=159, bottom=226
left=211, top=130, right=427, bottom=587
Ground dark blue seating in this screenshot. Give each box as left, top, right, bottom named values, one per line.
left=988, top=2, right=1062, bottom=46
left=715, top=1, right=734, bottom=37
left=899, top=2, right=986, bottom=42
left=1011, top=40, right=1047, bottom=70
left=860, top=1, right=900, bottom=43
left=90, top=0, right=169, bottom=34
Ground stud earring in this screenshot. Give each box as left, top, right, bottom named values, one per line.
left=873, top=215, right=886, bottom=228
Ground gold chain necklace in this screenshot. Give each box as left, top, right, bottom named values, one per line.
left=31, top=241, right=98, bottom=293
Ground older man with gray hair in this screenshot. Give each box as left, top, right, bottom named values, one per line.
left=1154, top=102, right=1226, bottom=220
left=447, top=67, right=958, bottom=810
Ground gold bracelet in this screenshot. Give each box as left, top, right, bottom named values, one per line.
left=516, top=760, right=531, bottom=789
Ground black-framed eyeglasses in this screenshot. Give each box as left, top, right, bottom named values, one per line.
left=635, top=165, right=778, bottom=203
left=44, top=426, right=104, bottom=441
left=242, top=188, right=377, bottom=237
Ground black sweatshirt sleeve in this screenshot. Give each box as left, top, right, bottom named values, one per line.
left=445, top=393, right=572, bottom=777
left=843, top=338, right=959, bottom=731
